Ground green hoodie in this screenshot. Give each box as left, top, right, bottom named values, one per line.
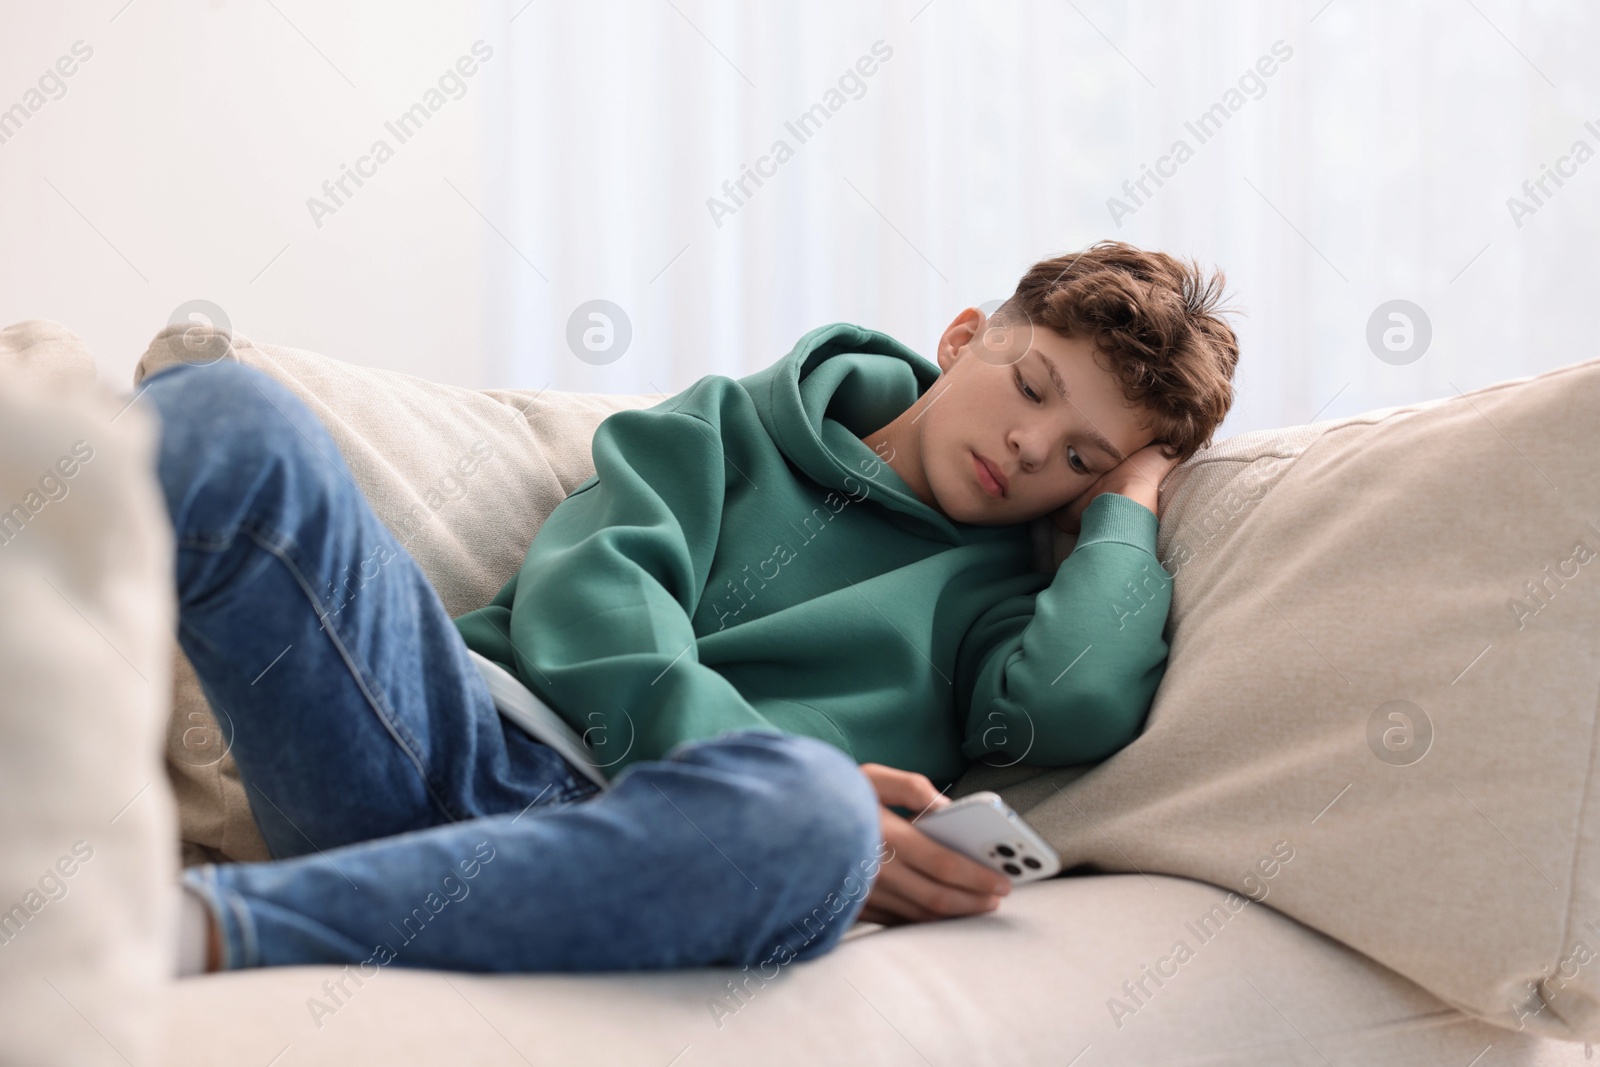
left=452, top=322, right=1173, bottom=787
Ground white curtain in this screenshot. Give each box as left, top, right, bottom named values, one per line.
left=1, top=0, right=1587, bottom=435
left=488, top=0, right=1598, bottom=440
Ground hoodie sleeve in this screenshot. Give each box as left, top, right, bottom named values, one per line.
left=956, top=491, right=1173, bottom=767
left=484, top=400, right=779, bottom=778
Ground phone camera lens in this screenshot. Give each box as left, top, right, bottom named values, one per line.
left=996, top=844, right=1016, bottom=858
left=1022, top=856, right=1041, bottom=869
left=1002, top=862, right=1022, bottom=876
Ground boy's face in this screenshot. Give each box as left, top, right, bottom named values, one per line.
left=916, top=308, right=1157, bottom=527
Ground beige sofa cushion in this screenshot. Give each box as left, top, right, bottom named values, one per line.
left=959, top=357, right=1600, bottom=1041
left=0, top=323, right=179, bottom=1066
left=163, top=872, right=1589, bottom=1066
left=133, top=324, right=669, bottom=863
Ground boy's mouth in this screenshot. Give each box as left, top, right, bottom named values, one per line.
left=972, top=452, right=1008, bottom=498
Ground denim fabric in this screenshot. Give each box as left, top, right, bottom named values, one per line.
left=144, top=360, right=881, bottom=972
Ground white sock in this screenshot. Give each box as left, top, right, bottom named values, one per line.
left=176, top=884, right=212, bottom=977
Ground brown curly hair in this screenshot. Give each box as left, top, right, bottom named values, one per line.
left=993, top=240, right=1241, bottom=462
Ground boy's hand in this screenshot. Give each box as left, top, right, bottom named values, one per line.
left=855, top=763, right=1011, bottom=925
left=1050, top=443, right=1181, bottom=535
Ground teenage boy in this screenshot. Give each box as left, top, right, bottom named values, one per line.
left=164, top=240, right=1238, bottom=973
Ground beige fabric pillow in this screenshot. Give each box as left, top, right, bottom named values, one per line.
left=0, top=326, right=178, bottom=1065
left=959, top=357, right=1600, bottom=1041
left=134, top=324, right=668, bottom=863
left=0, top=319, right=98, bottom=394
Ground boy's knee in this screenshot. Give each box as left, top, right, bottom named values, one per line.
left=704, top=732, right=882, bottom=960
left=146, top=358, right=268, bottom=410
left=146, top=362, right=309, bottom=447
left=786, top=740, right=882, bottom=947
left=143, top=361, right=340, bottom=495
left=761, top=733, right=879, bottom=847
left=699, top=731, right=878, bottom=849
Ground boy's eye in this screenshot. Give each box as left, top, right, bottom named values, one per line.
left=1017, top=369, right=1092, bottom=475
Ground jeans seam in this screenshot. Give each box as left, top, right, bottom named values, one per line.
left=231, top=521, right=469, bottom=826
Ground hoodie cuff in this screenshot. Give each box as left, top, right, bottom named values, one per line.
left=1074, top=491, right=1159, bottom=555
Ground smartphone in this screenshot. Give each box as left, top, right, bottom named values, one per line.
left=915, top=791, right=1062, bottom=884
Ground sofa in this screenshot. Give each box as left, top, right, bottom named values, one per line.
left=2, top=316, right=1596, bottom=1066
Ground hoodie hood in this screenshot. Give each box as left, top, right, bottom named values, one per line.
left=737, top=322, right=970, bottom=542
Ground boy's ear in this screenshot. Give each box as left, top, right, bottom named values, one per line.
left=936, top=307, right=985, bottom=373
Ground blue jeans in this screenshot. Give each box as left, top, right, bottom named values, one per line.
left=145, top=360, right=882, bottom=972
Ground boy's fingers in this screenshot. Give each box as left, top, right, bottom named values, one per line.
left=860, top=771, right=1014, bottom=921
left=867, top=881, right=988, bottom=925
left=888, top=811, right=1010, bottom=897
left=896, top=838, right=1004, bottom=895
left=862, top=883, right=935, bottom=924
left=866, top=846, right=998, bottom=922
left=873, top=859, right=1002, bottom=920
left=1051, top=447, right=1178, bottom=535
left=861, top=811, right=1011, bottom=924
left=862, top=888, right=942, bottom=926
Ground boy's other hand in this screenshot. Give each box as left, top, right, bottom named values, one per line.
left=855, top=763, right=1011, bottom=926
left=1049, top=442, right=1181, bottom=535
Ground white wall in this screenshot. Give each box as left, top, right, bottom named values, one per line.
left=2, top=0, right=1595, bottom=441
